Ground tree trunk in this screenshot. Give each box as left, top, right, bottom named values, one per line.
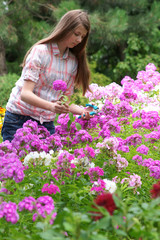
left=0, top=38, right=7, bottom=76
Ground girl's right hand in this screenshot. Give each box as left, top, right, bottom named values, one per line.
left=50, top=101, right=69, bottom=114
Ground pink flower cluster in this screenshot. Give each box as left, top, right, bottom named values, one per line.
left=41, top=183, right=60, bottom=195
left=10, top=120, right=63, bottom=158
left=121, top=173, right=142, bottom=194
left=114, top=154, right=128, bottom=172
left=0, top=153, right=25, bottom=183
left=84, top=166, right=104, bottom=182
left=72, top=130, right=92, bottom=144
left=53, top=79, right=67, bottom=92
left=133, top=155, right=160, bottom=179
left=119, top=88, right=137, bottom=102
left=136, top=145, right=149, bottom=155
left=18, top=196, right=57, bottom=224
left=74, top=146, right=95, bottom=160
left=0, top=202, right=19, bottom=224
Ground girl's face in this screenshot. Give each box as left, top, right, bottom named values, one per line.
left=65, top=24, right=88, bottom=48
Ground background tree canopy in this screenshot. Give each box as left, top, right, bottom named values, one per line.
left=1, top=0, right=160, bottom=85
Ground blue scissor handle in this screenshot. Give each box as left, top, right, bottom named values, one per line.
left=86, top=104, right=99, bottom=110
left=78, top=111, right=97, bottom=119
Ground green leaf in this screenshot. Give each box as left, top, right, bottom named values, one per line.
left=67, top=119, right=72, bottom=130
left=76, top=122, right=82, bottom=130
left=63, top=222, right=73, bottom=232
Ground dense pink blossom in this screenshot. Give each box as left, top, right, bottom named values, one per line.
left=18, top=196, right=36, bottom=212
left=136, top=145, right=149, bottom=155
left=84, top=166, right=104, bottom=182
left=72, top=130, right=92, bottom=144
left=41, top=183, right=60, bottom=195
left=116, top=101, right=133, bottom=117
left=0, top=202, right=19, bottom=224
left=0, top=153, right=25, bottom=183
left=53, top=79, right=67, bottom=92
left=124, top=134, right=142, bottom=147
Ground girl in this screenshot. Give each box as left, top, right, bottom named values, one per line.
left=2, top=9, right=93, bottom=142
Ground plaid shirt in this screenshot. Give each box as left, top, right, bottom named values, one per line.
left=6, top=43, right=77, bottom=123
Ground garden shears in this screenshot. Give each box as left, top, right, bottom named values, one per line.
left=78, top=103, right=99, bottom=119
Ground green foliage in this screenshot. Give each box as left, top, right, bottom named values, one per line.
left=53, top=0, right=80, bottom=20
left=0, top=73, right=20, bottom=107
left=89, top=62, right=112, bottom=86
left=0, top=1, right=18, bottom=45
left=113, top=32, right=160, bottom=80
left=22, top=20, right=52, bottom=53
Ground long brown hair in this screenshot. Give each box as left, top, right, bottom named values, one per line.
left=22, top=9, right=91, bottom=95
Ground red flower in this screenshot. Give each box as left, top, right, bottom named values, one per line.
left=150, top=181, right=160, bottom=199
left=92, top=193, right=117, bottom=220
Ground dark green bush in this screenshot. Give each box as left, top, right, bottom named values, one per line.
left=0, top=73, right=19, bottom=107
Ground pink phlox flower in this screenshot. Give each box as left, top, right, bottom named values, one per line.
left=121, top=76, right=135, bottom=86
left=119, top=88, right=137, bottom=102
left=102, top=99, right=117, bottom=117
left=74, top=146, right=96, bottom=160
left=149, top=160, right=160, bottom=179
left=124, top=134, right=142, bottom=147
left=115, top=101, right=133, bottom=117
left=18, top=196, right=36, bottom=212
left=84, top=167, right=104, bottom=182
left=136, top=145, right=149, bottom=155
left=74, top=148, right=85, bottom=159
left=0, top=140, right=17, bottom=157
left=106, top=118, right=121, bottom=133
left=132, top=155, right=143, bottom=165
left=121, top=174, right=142, bottom=194
left=114, top=154, right=128, bottom=171
left=0, top=153, right=25, bottom=183
left=0, top=201, right=19, bottom=224
left=53, top=79, right=67, bottom=92
left=145, top=63, right=157, bottom=71
left=84, top=145, right=96, bottom=158
left=91, top=178, right=106, bottom=193
left=144, top=131, right=160, bottom=143
left=56, top=150, right=74, bottom=168
left=31, top=196, right=57, bottom=224
left=41, top=183, right=60, bottom=195
left=72, top=130, right=92, bottom=144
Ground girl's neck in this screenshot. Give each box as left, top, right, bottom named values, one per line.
left=57, top=41, right=67, bottom=57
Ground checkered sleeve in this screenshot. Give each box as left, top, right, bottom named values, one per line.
left=23, top=45, right=44, bottom=83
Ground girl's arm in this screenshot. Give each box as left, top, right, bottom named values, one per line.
left=21, top=80, right=69, bottom=114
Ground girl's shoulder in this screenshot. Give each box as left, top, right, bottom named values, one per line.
left=32, top=43, right=51, bottom=53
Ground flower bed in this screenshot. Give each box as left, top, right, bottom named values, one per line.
left=0, top=63, right=160, bottom=239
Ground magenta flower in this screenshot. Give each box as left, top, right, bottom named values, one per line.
left=136, top=145, right=149, bottom=155
left=0, top=202, right=19, bottom=224
left=53, top=79, right=67, bottom=92
left=18, top=196, right=36, bottom=212
left=41, top=183, right=60, bottom=195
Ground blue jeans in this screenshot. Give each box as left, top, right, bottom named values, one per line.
left=1, top=111, right=55, bottom=142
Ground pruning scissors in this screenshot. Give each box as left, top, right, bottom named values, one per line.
left=78, top=104, right=99, bottom=119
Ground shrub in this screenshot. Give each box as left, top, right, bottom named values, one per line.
left=0, top=73, right=20, bottom=107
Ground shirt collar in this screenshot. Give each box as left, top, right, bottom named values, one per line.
left=52, top=42, right=69, bottom=59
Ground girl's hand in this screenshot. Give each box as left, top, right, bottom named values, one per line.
left=81, top=110, right=92, bottom=120
left=50, top=101, right=69, bottom=114
left=81, top=103, right=97, bottom=120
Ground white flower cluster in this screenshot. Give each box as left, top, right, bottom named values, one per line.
left=93, top=179, right=117, bottom=194
left=23, top=150, right=54, bottom=166
left=71, top=157, right=95, bottom=169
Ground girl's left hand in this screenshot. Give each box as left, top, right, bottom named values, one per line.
left=81, top=110, right=92, bottom=120
left=81, top=103, right=96, bottom=119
